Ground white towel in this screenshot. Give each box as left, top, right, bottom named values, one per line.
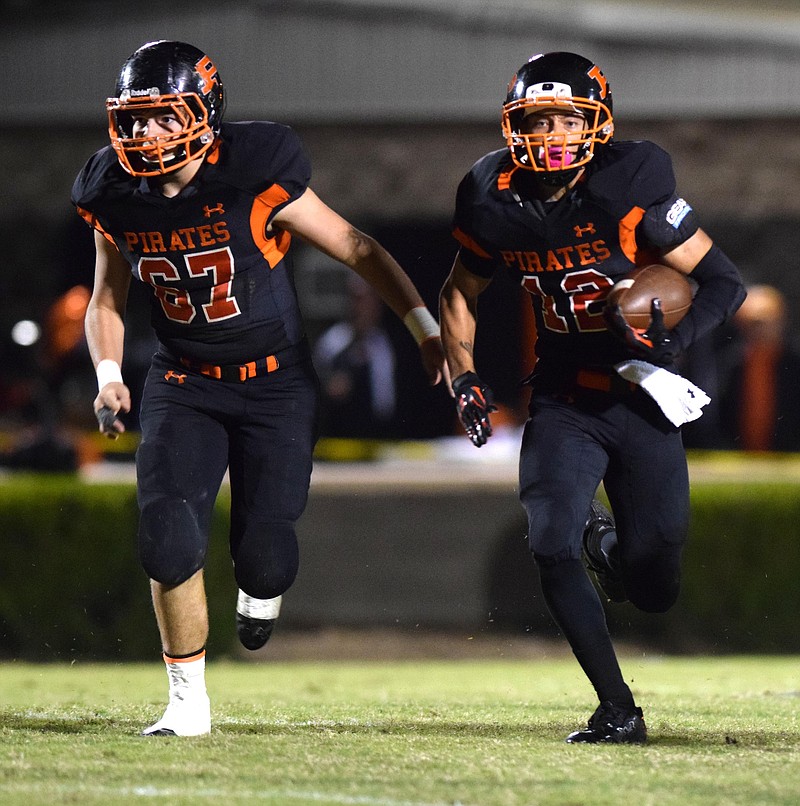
left=615, top=360, right=711, bottom=427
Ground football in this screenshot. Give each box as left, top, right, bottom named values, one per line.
left=606, top=264, right=693, bottom=329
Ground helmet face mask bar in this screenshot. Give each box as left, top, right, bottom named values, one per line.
left=501, top=52, right=613, bottom=177
left=107, top=91, right=214, bottom=177
left=107, top=40, right=224, bottom=177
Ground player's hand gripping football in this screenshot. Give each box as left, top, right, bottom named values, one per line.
left=452, top=371, right=498, bottom=447
left=604, top=298, right=678, bottom=366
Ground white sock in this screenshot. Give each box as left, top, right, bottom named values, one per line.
left=142, top=650, right=211, bottom=736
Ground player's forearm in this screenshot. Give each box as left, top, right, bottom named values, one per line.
left=439, top=284, right=478, bottom=380
left=85, top=302, right=126, bottom=367
left=348, top=235, right=425, bottom=320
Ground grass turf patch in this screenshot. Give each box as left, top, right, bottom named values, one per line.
left=0, top=655, right=798, bottom=805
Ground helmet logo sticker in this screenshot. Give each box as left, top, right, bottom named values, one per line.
left=195, top=55, right=220, bottom=94
left=120, top=87, right=161, bottom=102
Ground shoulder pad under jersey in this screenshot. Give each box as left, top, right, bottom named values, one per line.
left=212, top=121, right=311, bottom=200
left=585, top=140, right=676, bottom=209
left=71, top=146, right=133, bottom=208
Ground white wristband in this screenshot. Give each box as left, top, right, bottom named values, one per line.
left=96, top=359, right=123, bottom=391
left=403, top=306, right=440, bottom=346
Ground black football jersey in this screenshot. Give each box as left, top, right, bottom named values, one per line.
left=72, top=121, right=311, bottom=364
left=452, top=140, right=699, bottom=374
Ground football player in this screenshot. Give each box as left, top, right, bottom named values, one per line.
left=439, top=52, right=745, bottom=743
left=73, top=40, right=448, bottom=736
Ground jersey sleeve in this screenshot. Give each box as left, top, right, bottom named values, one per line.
left=70, top=147, right=122, bottom=241
left=640, top=193, right=700, bottom=249
left=71, top=147, right=120, bottom=211
left=629, top=143, right=699, bottom=249
left=451, top=170, right=499, bottom=279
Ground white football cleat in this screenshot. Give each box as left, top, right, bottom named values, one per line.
left=236, top=590, right=282, bottom=650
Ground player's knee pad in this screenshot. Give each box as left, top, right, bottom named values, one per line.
left=232, top=520, right=299, bottom=599
left=138, top=497, right=206, bottom=585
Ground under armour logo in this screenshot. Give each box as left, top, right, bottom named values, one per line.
left=164, top=370, right=187, bottom=384
left=573, top=223, right=596, bottom=237
left=203, top=203, right=225, bottom=218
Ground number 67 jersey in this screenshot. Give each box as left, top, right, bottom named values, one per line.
left=451, top=138, right=700, bottom=374
left=72, top=121, right=311, bottom=365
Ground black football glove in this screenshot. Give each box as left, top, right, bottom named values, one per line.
left=452, top=371, right=498, bottom=448
left=603, top=298, right=678, bottom=366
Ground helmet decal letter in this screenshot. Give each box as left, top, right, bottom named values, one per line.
left=195, top=55, right=220, bottom=94
left=587, top=65, right=608, bottom=99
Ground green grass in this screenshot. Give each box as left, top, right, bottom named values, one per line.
left=1, top=655, right=799, bottom=805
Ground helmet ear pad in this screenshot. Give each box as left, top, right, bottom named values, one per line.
left=107, top=40, right=225, bottom=177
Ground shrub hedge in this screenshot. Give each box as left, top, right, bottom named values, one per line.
left=0, top=475, right=237, bottom=661
left=1, top=471, right=799, bottom=658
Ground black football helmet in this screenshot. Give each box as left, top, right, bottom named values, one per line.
left=107, top=40, right=225, bottom=177
left=502, top=52, right=613, bottom=179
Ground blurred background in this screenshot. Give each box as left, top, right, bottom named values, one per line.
left=2, top=0, right=800, bottom=659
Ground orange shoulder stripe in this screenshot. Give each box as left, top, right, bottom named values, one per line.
left=250, top=184, right=293, bottom=269
left=618, top=206, right=646, bottom=264
left=497, top=167, right=517, bottom=191
left=75, top=205, right=117, bottom=246
left=453, top=226, right=492, bottom=260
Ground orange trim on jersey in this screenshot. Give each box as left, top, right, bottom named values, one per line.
left=619, top=206, right=646, bottom=263
left=250, top=184, right=293, bottom=269
left=497, top=166, right=517, bottom=191
left=75, top=205, right=117, bottom=246
left=163, top=649, right=206, bottom=663
left=206, top=138, right=222, bottom=165
left=453, top=226, right=492, bottom=259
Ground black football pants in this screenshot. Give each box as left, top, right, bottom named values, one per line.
left=520, top=388, right=689, bottom=606
left=136, top=352, right=319, bottom=599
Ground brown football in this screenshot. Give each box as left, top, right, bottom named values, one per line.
left=606, top=264, right=693, bottom=329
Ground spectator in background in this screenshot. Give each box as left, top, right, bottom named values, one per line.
left=314, top=276, right=399, bottom=438
left=717, top=284, right=800, bottom=451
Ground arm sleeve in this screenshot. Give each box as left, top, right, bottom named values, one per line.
left=671, top=245, right=747, bottom=351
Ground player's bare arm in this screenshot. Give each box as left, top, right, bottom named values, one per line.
left=660, top=228, right=714, bottom=275
left=439, top=256, right=491, bottom=380
left=274, top=187, right=449, bottom=386
left=439, top=256, right=497, bottom=446
left=84, top=230, right=132, bottom=435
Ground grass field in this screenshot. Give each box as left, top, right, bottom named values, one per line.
left=1, top=651, right=799, bottom=805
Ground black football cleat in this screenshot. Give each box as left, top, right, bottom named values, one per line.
left=566, top=700, right=647, bottom=744
left=582, top=500, right=627, bottom=603
left=236, top=591, right=282, bottom=650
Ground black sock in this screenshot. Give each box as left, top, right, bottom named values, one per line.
left=538, top=558, right=634, bottom=706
